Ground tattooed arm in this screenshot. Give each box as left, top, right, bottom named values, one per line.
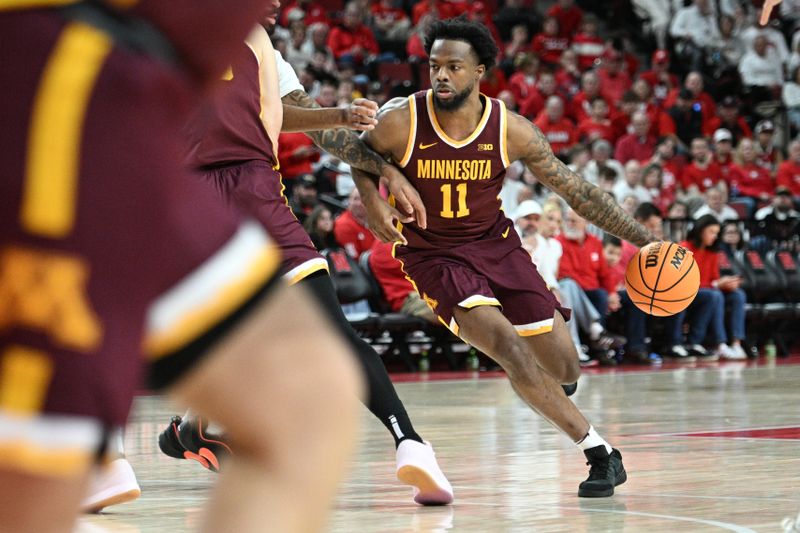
left=280, top=89, right=388, bottom=176
left=506, top=111, right=657, bottom=247
left=282, top=90, right=426, bottom=228
left=281, top=98, right=378, bottom=133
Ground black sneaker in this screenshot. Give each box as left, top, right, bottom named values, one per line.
left=624, top=347, right=658, bottom=365
left=176, top=416, right=232, bottom=473
left=663, top=345, right=697, bottom=363
left=578, top=446, right=627, bottom=498
left=158, top=416, right=190, bottom=460
left=562, top=382, right=578, bottom=397
left=686, top=344, right=719, bottom=361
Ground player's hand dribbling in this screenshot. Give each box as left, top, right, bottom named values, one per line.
left=362, top=192, right=413, bottom=245
left=342, top=98, right=379, bottom=131
left=380, top=166, right=427, bottom=229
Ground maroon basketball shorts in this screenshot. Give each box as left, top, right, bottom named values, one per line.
left=200, top=160, right=328, bottom=284
left=394, top=229, right=570, bottom=337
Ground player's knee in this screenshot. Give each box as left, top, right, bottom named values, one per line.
left=497, top=339, right=537, bottom=379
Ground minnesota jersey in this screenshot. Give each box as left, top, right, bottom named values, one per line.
left=398, top=90, right=511, bottom=250
left=187, top=42, right=275, bottom=169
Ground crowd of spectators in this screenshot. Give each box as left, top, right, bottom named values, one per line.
left=272, top=0, right=800, bottom=366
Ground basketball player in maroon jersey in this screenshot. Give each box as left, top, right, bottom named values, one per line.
left=353, top=17, right=658, bottom=497
left=0, top=1, right=363, bottom=532
left=154, top=0, right=452, bottom=505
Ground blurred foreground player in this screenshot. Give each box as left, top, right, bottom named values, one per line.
left=156, top=0, right=452, bottom=505
left=353, top=17, right=657, bottom=497
left=0, top=2, right=362, bottom=532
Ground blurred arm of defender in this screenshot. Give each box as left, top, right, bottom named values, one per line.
left=506, top=111, right=658, bottom=248
left=275, top=54, right=426, bottom=229
left=246, top=26, right=282, bottom=154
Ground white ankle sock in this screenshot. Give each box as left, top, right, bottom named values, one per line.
left=576, top=426, right=612, bottom=454
left=589, top=323, right=604, bottom=341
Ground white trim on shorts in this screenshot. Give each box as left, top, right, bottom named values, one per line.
left=283, top=257, right=329, bottom=285
left=514, top=317, right=555, bottom=337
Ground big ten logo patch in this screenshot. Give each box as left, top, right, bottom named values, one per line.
left=0, top=246, right=103, bottom=351
left=477, top=144, right=494, bottom=151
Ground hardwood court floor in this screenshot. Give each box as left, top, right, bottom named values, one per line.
left=78, top=357, right=800, bottom=533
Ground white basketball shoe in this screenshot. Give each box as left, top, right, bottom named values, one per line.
left=395, top=440, right=454, bottom=505
left=82, top=458, right=141, bottom=513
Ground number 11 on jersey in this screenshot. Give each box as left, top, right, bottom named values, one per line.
left=440, top=183, right=469, bottom=219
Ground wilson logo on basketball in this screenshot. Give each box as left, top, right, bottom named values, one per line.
left=645, top=243, right=663, bottom=268
left=671, top=247, right=687, bottom=270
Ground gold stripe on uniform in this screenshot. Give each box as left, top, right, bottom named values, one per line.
left=0, top=442, right=93, bottom=477
left=0, top=0, right=137, bottom=9
left=0, top=346, right=53, bottom=415
left=516, top=324, right=553, bottom=337
left=499, top=100, right=511, bottom=168
left=398, top=94, right=417, bottom=168
left=426, top=90, right=492, bottom=148
left=144, top=245, right=282, bottom=360
left=22, top=22, right=112, bottom=238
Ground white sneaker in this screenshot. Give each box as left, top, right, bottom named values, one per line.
left=396, top=440, right=454, bottom=505
left=732, top=343, right=748, bottom=360
left=717, top=343, right=744, bottom=360
left=82, top=458, right=141, bottom=513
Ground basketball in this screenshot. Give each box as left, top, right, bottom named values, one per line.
left=625, top=241, right=700, bottom=317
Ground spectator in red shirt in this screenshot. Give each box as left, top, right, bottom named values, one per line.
left=280, top=0, right=329, bottom=27
left=577, top=97, right=616, bottom=144
left=504, top=24, right=531, bottom=63
left=570, top=70, right=603, bottom=123
left=754, top=120, right=784, bottom=174
left=631, top=79, right=677, bottom=139
left=663, top=71, right=716, bottom=123
left=638, top=49, right=679, bottom=106
left=615, top=111, right=657, bottom=164
left=571, top=15, right=604, bottom=70
left=534, top=95, right=576, bottom=158
left=776, top=140, right=800, bottom=200
left=682, top=137, right=724, bottom=196
left=554, top=48, right=582, bottom=99
left=731, top=137, right=774, bottom=203
left=480, top=66, right=508, bottom=98
left=557, top=209, right=620, bottom=324
left=508, top=53, right=540, bottom=104
left=467, top=2, right=503, bottom=51
left=712, top=128, right=740, bottom=186
left=703, top=96, right=752, bottom=142
left=278, top=132, right=321, bottom=181
left=597, top=49, right=632, bottom=104
left=367, top=241, right=437, bottom=322
left=412, top=0, right=453, bottom=26
left=327, top=2, right=380, bottom=64
left=642, top=163, right=675, bottom=214
left=520, top=70, right=557, bottom=119
left=678, top=215, right=748, bottom=360
left=371, top=0, right=411, bottom=41
left=406, top=14, right=434, bottom=60
left=532, top=16, right=570, bottom=66
left=649, top=137, right=683, bottom=193
left=610, top=90, right=640, bottom=140
left=547, top=0, right=583, bottom=38
left=334, top=188, right=375, bottom=259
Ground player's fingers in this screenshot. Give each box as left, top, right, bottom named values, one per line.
left=353, top=98, right=379, bottom=112
left=402, top=185, right=427, bottom=228
left=351, top=103, right=377, bottom=119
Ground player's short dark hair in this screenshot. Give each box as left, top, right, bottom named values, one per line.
left=424, top=16, right=499, bottom=71
left=603, top=234, right=622, bottom=248
left=633, top=202, right=662, bottom=222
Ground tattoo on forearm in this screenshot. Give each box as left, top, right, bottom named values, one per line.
left=521, top=119, right=655, bottom=247
left=282, top=89, right=387, bottom=175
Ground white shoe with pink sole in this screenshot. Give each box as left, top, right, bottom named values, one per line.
left=396, top=440, right=454, bottom=505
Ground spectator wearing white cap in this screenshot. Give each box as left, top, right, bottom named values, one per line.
left=754, top=120, right=784, bottom=174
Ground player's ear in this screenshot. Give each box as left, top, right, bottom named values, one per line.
left=475, top=64, right=485, bottom=80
